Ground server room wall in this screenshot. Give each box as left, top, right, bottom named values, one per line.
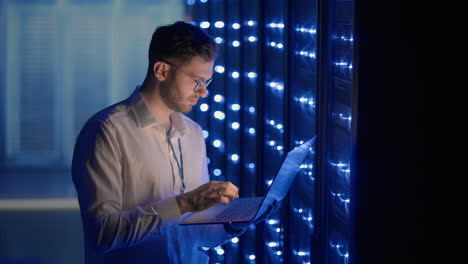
left=185, top=0, right=354, bottom=263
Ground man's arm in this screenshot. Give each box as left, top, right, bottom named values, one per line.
left=72, top=121, right=183, bottom=253
left=72, top=121, right=239, bottom=253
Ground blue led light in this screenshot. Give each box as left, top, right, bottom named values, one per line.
left=268, top=22, right=285, bottom=29
left=232, top=23, right=241, bottom=29
left=296, top=96, right=315, bottom=107
left=296, top=50, right=316, bottom=59
left=329, top=241, right=350, bottom=262
left=213, top=111, right=225, bottom=120
left=200, top=0, right=208, bottom=3
left=231, top=237, right=239, bottom=243
left=232, top=40, right=241, bottom=47
left=248, top=127, right=255, bottom=135
left=231, top=104, right=241, bottom=111
left=331, top=192, right=350, bottom=204
left=335, top=62, right=353, bottom=69
left=231, top=122, right=240, bottom=130
left=268, top=81, right=284, bottom=91
left=230, top=154, right=239, bottom=162
left=202, top=130, right=209, bottom=139
left=247, top=36, right=257, bottom=42
left=268, top=242, right=278, bottom=247
left=268, top=219, right=278, bottom=225
left=248, top=254, right=256, bottom=260
left=296, top=27, right=316, bottom=34
left=340, top=35, right=354, bottom=42
left=269, top=41, right=284, bottom=49
left=248, top=106, right=255, bottom=113
left=215, top=65, right=225, bottom=73
left=215, top=37, right=224, bottom=44
left=186, top=0, right=195, bottom=5
left=213, top=139, right=222, bottom=148
left=213, top=169, right=222, bottom=176
left=215, top=246, right=225, bottom=255
left=231, top=71, right=240, bottom=78
left=332, top=161, right=345, bottom=167
left=213, top=94, right=224, bottom=103
left=246, top=20, right=255, bottom=26
left=214, top=21, right=225, bottom=28
left=200, top=21, right=210, bottom=29
left=247, top=72, right=257, bottom=78
left=339, top=113, right=352, bottom=126
left=330, top=161, right=351, bottom=177
left=199, top=103, right=209, bottom=112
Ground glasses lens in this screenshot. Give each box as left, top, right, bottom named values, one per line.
left=194, top=79, right=212, bottom=93
left=194, top=81, right=201, bottom=92
left=205, top=79, right=212, bottom=88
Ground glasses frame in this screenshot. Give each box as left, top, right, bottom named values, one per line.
left=160, top=59, right=212, bottom=93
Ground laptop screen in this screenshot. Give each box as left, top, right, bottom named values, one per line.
left=254, top=136, right=316, bottom=220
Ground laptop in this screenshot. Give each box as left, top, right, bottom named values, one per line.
left=179, top=136, right=315, bottom=225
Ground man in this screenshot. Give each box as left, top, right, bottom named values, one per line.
left=72, top=21, right=273, bottom=264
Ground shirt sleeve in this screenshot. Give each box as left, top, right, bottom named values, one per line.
left=72, top=120, right=181, bottom=254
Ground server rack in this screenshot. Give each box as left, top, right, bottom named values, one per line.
left=186, top=0, right=353, bottom=263
left=186, top=1, right=421, bottom=264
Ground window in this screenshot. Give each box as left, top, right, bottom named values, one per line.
left=1, top=0, right=184, bottom=169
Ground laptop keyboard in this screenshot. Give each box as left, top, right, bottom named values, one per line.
left=212, top=198, right=263, bottom=222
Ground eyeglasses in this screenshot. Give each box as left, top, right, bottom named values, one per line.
left=161, top=60, right=213, bottom=93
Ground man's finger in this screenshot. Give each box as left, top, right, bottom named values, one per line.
left=220, top=182, right=239, bottom=198
left=219, top=196, right=230, bottom=205
left=222, top=189, right=238, bottom=199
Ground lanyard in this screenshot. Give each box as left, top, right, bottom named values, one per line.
left=166, top=135, right=185, bottom=193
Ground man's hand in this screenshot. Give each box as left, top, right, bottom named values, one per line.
left=176, top=181, right=239, bottom=215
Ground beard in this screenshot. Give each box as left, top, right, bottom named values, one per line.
left=159, top=76, right=194, bottom=114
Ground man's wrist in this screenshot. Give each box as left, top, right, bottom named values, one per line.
left=176, top=194, right=190, bottom=215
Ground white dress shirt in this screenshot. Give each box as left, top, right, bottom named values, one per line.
left=72, top=86, right=233, bottom=264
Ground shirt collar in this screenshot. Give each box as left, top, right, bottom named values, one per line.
left=130, top=86, right=189, bottom=137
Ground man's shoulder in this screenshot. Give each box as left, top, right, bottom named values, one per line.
left=82, top=99, right=133, bottom=134
left=179, top=113, right=203, bottom=132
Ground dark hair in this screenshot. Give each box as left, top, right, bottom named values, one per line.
left=146, top=21, right=217, bottom=77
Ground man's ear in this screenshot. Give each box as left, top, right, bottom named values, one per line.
left=153, top=61, right=170, bottom=81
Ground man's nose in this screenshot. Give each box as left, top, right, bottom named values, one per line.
left=197, top=87, right=208, bottom=98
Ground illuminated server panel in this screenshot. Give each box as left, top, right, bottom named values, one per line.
left=186, top=0, right=354, bottom=264
left=321, top=0, right=354, bottom=263
left=186, top=1, right=262, bottom=263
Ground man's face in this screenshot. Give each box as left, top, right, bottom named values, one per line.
left=160, top=56, right=214, bottom=114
